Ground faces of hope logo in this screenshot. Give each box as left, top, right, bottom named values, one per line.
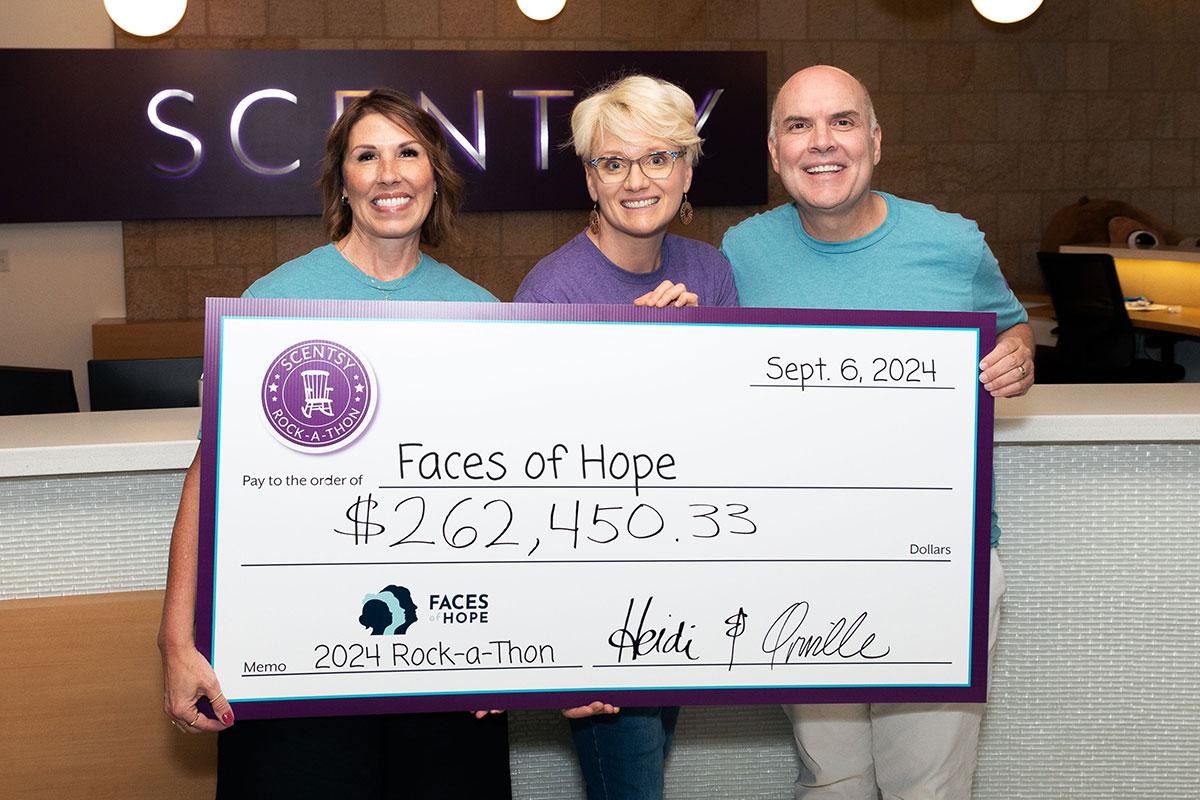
left=360, top=585, right=419, bottom=635
left=260, top=339, right=376, bottom=451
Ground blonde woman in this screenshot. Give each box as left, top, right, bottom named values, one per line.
left=515, top=74, right=738, bottom=800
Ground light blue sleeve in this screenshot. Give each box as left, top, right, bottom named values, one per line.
left=972, top=245, right=1028, bottom=332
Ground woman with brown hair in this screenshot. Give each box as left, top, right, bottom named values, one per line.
left=158, top=89, right=509, bottom=799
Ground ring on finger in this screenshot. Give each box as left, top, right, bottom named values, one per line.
left=1017, top=363, right=1027, bottom=378
left=189, top=711, right=201, bottom=727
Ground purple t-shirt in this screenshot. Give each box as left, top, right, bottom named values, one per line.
left=515, top=230, right=740, bottom=307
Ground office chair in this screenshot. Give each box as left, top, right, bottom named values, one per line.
left=87, top=357, right=203, bottom=411
left=0, top=365, right=80, bottom=415
left=1035, top=251, right=1185, bottom=383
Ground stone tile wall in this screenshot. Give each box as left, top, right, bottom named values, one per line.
left=118, top=0, right=1199, bottom=318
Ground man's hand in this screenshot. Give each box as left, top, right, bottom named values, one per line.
left=979, top=323, right=1034, bottom=398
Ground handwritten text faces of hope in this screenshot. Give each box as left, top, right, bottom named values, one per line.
left=205, top=308, right=989, bottom=713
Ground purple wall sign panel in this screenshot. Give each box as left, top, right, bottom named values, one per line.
left=198, top=298, right=995, bottom=720
left=0, top=48, right=766, bottom=222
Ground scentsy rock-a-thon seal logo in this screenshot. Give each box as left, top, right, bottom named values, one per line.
left=261, top=339, right=375, bottom=452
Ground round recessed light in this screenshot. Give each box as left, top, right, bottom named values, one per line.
left=517, top=0, right=567, bottom=22
left=104, top=0, right=188, bottom=37
left=971, top=0, right=1043, bottom=24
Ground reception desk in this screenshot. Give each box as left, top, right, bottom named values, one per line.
left=3, top=387, right=1198, bottom=799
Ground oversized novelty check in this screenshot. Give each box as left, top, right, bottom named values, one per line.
left=196, top=299, right=996, bottom=720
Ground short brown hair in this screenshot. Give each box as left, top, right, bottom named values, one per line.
left=319, top=88, right=464, bottom=247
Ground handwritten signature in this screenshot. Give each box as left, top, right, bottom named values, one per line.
left=608, top=597, right=700, bottom=663
left=762, top=601, right=891, bottom=667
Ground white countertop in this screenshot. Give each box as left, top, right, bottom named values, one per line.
left=0, top=407, right=200, bottom=478
left=994, top=383, right=1200, bottom=443
left=1, top=385, right=1198, bottom=478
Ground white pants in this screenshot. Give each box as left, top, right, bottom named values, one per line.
left=783, top=549, right=1006, bottom=800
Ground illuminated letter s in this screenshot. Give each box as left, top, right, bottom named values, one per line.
left=148, top=90, right=202, bottom=177
left=230, top=89, right=300, bottom=176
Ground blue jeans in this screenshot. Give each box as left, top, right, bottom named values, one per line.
left=569, top=706, right=681, bottom=800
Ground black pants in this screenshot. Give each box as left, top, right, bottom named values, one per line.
left=216, top=712, right=510, bottom=799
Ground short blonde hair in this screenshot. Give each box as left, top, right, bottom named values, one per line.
left=571, top=75, right=704, bottom=166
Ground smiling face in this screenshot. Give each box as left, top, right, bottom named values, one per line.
left=341, top=112, right=435, bottom=246
left=769, top=66, right=882, bottom=239
left=585, top=129, right=693, bottom=244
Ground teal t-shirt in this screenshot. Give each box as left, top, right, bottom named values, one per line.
left=722, top=192, right=1023, bottom=547
left=244, top=244, right=498, bottom=303
left=197, top=245, right=496, bottom=439
left=721, top=192, right=1026, bottom=331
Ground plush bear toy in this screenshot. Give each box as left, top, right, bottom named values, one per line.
left=1041, top=196, right=1200, bottom=252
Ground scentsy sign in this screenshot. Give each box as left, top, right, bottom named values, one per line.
left=0, top=49, right=766, bottom=222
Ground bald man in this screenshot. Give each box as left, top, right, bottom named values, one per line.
left=722, top=65, right=1033, bottom=799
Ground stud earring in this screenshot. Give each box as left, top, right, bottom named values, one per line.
left=588, top=203, right=601, bottom=235
left=679, top=194, right=694, bottom=225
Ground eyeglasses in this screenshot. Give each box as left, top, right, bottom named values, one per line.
left=586, top=151, right=683, bottom=183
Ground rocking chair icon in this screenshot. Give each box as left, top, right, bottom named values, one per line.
left=300, top=369, right=335, bottom=419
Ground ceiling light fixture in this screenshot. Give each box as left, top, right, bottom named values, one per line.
left=971, top=0, right=1043, bottom=24
left=517, top=0, right=566, bottom=22
left=104, top=0, right=188, bottom=37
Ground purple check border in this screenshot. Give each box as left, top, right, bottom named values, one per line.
left=197, top=298, right=995, bottom=720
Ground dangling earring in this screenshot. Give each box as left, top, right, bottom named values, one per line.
left=679, top=194, right=694, bottom=226
left=588, top=203, right=601, bottom=235
left=341, top=194, right=349, bottom=206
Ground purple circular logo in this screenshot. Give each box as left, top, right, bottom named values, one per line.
left=261, top=339, right=375, bottom=451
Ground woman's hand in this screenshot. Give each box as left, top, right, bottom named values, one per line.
left=472, top=709, right=505, bottom=719
left=161, top=643, right=235, bottom=734
left=561, top=701, right=620, bottom=719
left=634, top=280, right=698, bottom=308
